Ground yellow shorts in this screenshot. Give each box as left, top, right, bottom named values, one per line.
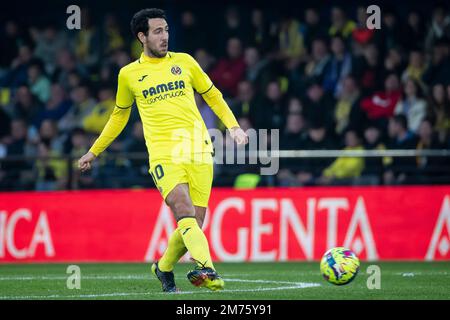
left=149, top=153, right=214, bottom=207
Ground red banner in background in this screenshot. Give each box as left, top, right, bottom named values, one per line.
left=0, top=186, right=449, bottom=263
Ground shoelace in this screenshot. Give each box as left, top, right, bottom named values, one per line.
left=190, top=257, right=208, bottom=270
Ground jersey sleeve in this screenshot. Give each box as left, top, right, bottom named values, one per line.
left=186, top=54, right=214, bottom=94
left=88, top=106, right=131, bottom=156
left=116, top=69, right=134, bottom=108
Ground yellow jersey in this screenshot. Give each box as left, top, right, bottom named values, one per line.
left=89, top=51, right=239, bottom=163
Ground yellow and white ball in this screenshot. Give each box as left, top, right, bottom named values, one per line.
left=320, top=247, right=360, bottom=285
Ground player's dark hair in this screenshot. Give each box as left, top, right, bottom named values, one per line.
left=130, top=8, right=167, bottom=43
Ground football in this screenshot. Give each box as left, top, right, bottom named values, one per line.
left=320, top=247, right=360, bottom=285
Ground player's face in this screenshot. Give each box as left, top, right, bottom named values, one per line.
left=143, top=18, right=169, bottom=58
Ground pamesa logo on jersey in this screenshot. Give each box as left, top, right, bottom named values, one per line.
left=142, top=80, right=186, bottom=99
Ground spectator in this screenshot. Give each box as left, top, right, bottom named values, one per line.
left=302, top=38, right=330, bottom=85
left=66, top=127, right=89, bottom=157
left=425, top=5, right=450, bottom=51
left=110, top=49, right=131, bottom=70
left=254, top=81, right=286, bottom=130
left=73, top=7, right=101, bottom=68
left=296, top=122, right=336, bottom=186
left=34, top=140, right=68, bottom=191
left=5, top=44, right=33, bottom=89
left=11, top=85, right=42, bottom=123
left=38, top=119, right=65, bottom=155
left=380, top=8, right=402, bottom=51
left=328, top=6, right=356, bottom=39
left=31, top=24, right=68, bottom=75
left=0, top=107, right=11, bottom=140
left=124, top=121, right=150, bottom=187
left=278, top=14, right=305, bottom=60
left=101, top=13, right=125, bottom=55
left=232, top=80, right=260, bottom=127
left=384, top=114, right=418, bottom=185
left=244, top=47, right=270, bottom=88
left=422, top=40, right=450, bottom=86
left=394, top=78, right=427, bottom=133
left=415, top=117, right=446, bottom=183
left=318, top=130, right=365, bottom=185
left=334, top=75, right=362, bottom=136
left=384, top=47, right=405, bottom=75
left=402, top=49, right=426, bottom=85
left=178, top=10, right=206, bottom=55
left=33, top=83, right=72, bottom=128
left=302, top=7, right=328, bottom=51
left=287, top=96, right=303, bottom=114
left=67, top=71, right=83, bottom=91
left=360, top=125, right=387, bottom=185
left=288, top=36, right=325, bottom=96
left=59, top=85, right=97, bottom=133
left=0, top=118, right=34, bottom=190
left=277, top=111, right=306, bottom=186
left=249, top=8, right=276, bottom=54
left=322, top=35, right=353, bottom=96
left=52, top=49, right=87, bottom=90
left=428, top=83, right=450, bottom=143
left=352, top=6, right=376, bottom=46
left=5, top=118, right=33, bottom=156
left=361, top=73, right=402, bottom=120
left=67, top=127, right=95, bottom=189
left=28, top=60, right=51, bottom=104
left=97, top=62, right=119, bottom=89
left=194, top=49, right=215, bottom=73
left=0, top=21, right=31, bottom=72
left=209, top=37, right=246, bottom=97
left=401, top=10, right=426, bottom=51
left=216, top=6, right=249, bottom=55
left=303, top=80, right=335, bottom=134
left=358, top=43, right=384, bottom=95
left=281, top=112, right=305, bottom=149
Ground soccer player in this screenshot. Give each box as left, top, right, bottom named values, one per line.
left=78, top=8, right=248, bottom=292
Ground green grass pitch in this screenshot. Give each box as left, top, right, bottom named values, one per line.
left=0, top=262, right=449, bottom=300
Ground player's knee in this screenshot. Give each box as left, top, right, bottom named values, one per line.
left=166, top=184, right=195, bottom=218
left=173, top=201, right=195, bottom=217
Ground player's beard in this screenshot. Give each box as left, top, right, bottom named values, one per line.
left=146, top=39, right=167, bottom=58
left=149, top=47, right=166, bottom=58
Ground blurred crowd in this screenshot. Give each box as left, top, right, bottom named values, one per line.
left=0, top=3, right=450, bottom=190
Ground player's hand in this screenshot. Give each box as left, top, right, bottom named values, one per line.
left=230, top=127, right=248, bottom=145
left=78, top=151, right=96, bottom=172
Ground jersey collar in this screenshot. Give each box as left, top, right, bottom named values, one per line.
left=140, top=52, right=170, bottom=64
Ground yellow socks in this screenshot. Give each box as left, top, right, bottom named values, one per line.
left=158, top=229, right=188, bottom=272
left=177, top=217, right=215, bottom=270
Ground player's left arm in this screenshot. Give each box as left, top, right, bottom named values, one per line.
left=188, top=54, right=248, bottom=145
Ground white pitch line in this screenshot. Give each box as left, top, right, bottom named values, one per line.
left=0, top=275, right=152, bottom=281
left=0, top=292, right=154, bottom=300
left=394, top=272, right=449, bottom=276
left=159, top=282, right=321, bottom=295
left=0, top=278, right=321, bottom=300
left=0, top=274, right=254, bottom=281
left=225, top=278, right=311, bottom=285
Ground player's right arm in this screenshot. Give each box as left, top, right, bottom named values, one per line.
left=186, top=53, right=248, bottom=145
left=78, top=69, right=134, bottom=172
